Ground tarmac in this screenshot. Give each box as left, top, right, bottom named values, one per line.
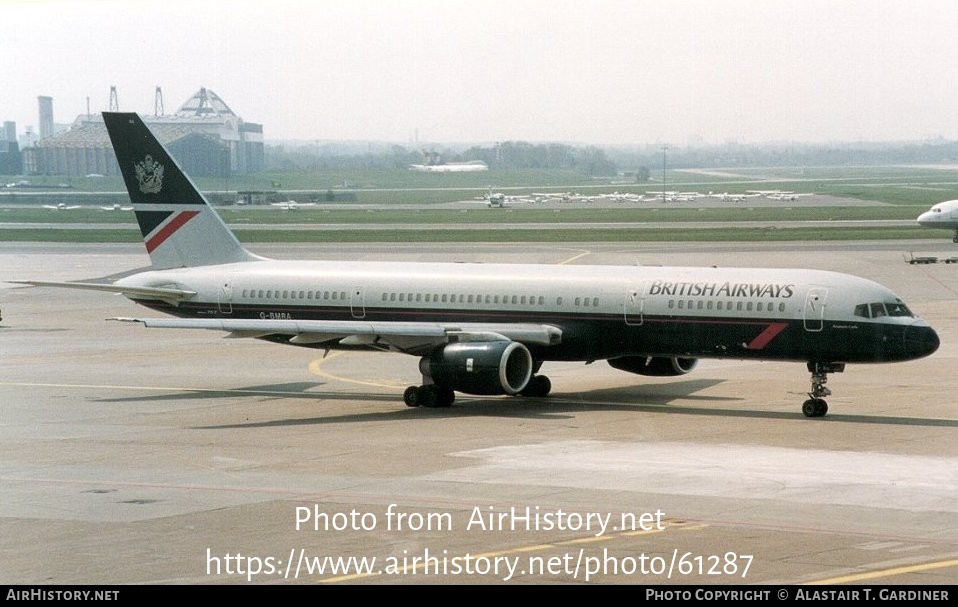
left=1, top=240, right=956, bottom=585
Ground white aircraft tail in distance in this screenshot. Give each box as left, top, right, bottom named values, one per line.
left=10, top=112, right=941, bottom=418
left=917, top=199, right=958, bottom=243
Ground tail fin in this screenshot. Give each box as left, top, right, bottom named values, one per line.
left=103, top=112, right=261, bottom=269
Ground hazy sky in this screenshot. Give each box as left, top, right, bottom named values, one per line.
left=5, top=0, right=958, bottom=146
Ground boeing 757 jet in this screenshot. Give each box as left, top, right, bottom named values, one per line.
left=917, top=199, right=958, bottom=243
left=11, top=113, right=940, bottom=417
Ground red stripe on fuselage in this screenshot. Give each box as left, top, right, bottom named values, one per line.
left=145, top=211, right=199, bottom=253
left=746, top=322, right=789, bottom=350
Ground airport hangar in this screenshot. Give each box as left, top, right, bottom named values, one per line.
left=20, top=87, right=264, bottom=179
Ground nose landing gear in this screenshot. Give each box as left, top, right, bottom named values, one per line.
left=803, top=361, right=844, bottom=418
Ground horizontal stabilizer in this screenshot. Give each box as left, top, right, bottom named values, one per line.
left=8, top=280, right=196, bottom=302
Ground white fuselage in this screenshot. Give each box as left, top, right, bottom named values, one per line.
left=917, top=199, right=958, bottom=229
left=116, top=258, right=933, bottom=364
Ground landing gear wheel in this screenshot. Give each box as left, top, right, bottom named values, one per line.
left=404, top=386, right=422, bottom=407
left=418, top=385, right=438, bottom=408
left=802, top=398, right=828, bottom=418
left=520, top=375, right=552, bottom=397
left=433, top=386, right=455, bottom=408
left=404, top=385, right=455, bottom=408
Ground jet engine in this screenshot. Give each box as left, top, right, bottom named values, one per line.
left=423, top=341, right=533, bottom=395
left=608, top=355, right=699, bottom=376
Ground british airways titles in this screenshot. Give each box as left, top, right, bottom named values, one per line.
left=648, top=280, right=796, bottom=299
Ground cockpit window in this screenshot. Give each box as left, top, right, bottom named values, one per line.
left=854, top=301, right=914, bottom=319
left=885, top=302, right=912, bottom=317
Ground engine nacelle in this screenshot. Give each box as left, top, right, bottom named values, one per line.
left=608, top=355, right=699, bottom=377
left=423, top=341, right=533, bottom=395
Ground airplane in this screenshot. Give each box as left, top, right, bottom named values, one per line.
left=10, top=112, right=940, bottom=418
left=746, top=190, right=813, bottom=201
left=41, top=202, right=82, bottom=210
left=767, top=193, right=813, bottom=201
left=100, top=203, right=133, bottom=211
left=409, top=160, right=488, bottom=173
left=271, top=200, right=315, bottom=211
left=707, top=192, right=759, bottom=203
left=916, top=199, right=958, bottom=243
left=470, top=188, right=528, bottom=208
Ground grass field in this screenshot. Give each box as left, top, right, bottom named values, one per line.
left=2, top=164, right=956, bottom=242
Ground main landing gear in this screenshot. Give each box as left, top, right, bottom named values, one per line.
left=402, top=374, right=553, bottom=408
left=403, top=384, right=456, bottom=408
left=802, top=361, right=844, bottom=418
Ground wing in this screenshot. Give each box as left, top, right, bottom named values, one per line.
left=110, top=317, right=562, bottom=355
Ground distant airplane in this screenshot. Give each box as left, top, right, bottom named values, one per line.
left=596, top=192, right=644, bottom=203
left=746, top=190, right=813, bottom=201
left=271, top=201, right=315, bottom=211
left=42, top=203, right=81, bottom=210
left=707, top=192, right=759, bottom=202
left=767, top=193, right=813, bottom=201
left=11, top=112, right=941, bottom=419
left=409, top=160, right=488, bottom=173
left=100, top=203, right=133, bottom=211
left=916, top=199, right=958, bottom=243
left=467, top=188, right=528, bottom=208
left=646, top=191, right=701, bottom=202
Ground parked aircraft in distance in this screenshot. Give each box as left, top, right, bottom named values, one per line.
left=271, top=200, right=315, bottom=211
left=11, top=113, right=941, bottom=418
left=466, top=188, right=529, bottom=208
left=42, top=203, right=81, bottom=210
left=917, top=199, right=958, bottom=243
left=707, top=192, right=759, bottom=202
left=100, top=203, right=133, bottom=211
left=746, top=190, right=813, bottom=201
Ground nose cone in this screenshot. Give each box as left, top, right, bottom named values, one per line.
left=917, top=210, right=939, bottom=227
left=905, top=321, right=940, bottom=359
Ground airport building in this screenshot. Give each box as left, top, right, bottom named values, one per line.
left=20, top=87, right=264, bottom=178
left=0, top=120, right=22, bottom=175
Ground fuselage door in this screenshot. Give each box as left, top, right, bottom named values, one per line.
left=350, top=287, right=366, bottom=319
left=217, top=273, right=234, bottom=315
left=624, top=284, right=646, bottom=326
left=803, top=287, right=827, bottom=332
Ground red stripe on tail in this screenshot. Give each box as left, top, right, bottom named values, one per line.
left=145, top=211, right=200, bottom=253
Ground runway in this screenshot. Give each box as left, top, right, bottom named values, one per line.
left=1, top=241, right=957, bottom=585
